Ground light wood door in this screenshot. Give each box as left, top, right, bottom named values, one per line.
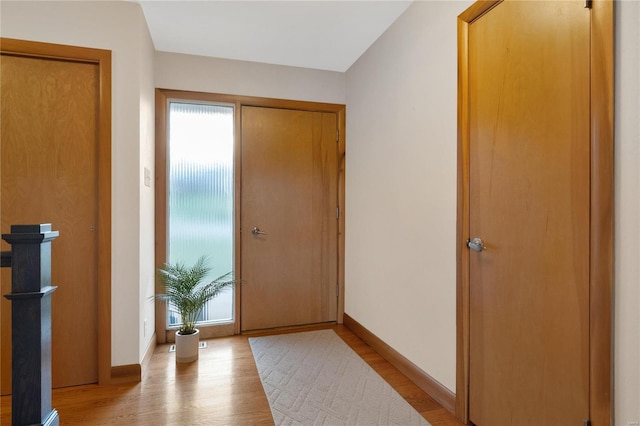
left=240, top=106, right=338, bottom=331
left=1, top=54, right=99, bottom=392
left=468, top=1, right=591, bottom=424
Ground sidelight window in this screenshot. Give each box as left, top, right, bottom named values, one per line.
left=166, top=101, right=235, bottom=327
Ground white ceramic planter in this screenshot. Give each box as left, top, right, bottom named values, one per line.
left=175, top=329, right=200, bottom=363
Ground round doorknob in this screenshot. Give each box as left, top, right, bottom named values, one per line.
left=467, top=237, right=486, bottom=252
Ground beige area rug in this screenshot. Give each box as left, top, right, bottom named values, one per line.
left=249, top=329, right=431, bottom=426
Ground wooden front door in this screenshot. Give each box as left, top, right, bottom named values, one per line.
left=240, top=106, right=338, bottom=331
left=466, top=1, right=595, bottom=424
left=1, top=52, right=99, bottom=391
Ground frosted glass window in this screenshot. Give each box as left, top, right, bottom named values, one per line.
left=167, top=102, right=234, bottom=327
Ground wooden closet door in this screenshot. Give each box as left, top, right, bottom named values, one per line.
left=1, top=53, right=99, bottom=392
left=467, top=1, right=591, bottom=424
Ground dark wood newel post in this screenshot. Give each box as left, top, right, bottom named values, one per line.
left=3, top=224, right=60, bottom=426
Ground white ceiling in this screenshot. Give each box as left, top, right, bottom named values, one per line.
left=136, top=1, right=413, bottom=72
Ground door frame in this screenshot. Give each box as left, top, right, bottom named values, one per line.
left=154, top=89, right=346, bottom=340
left=0, top=38, right=112, bottom=385
left=455, top=1, right=614, bottom=424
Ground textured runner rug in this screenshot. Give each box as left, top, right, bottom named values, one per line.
left=249, top=329, right=430, bottom=425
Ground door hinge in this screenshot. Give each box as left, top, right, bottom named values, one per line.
left=336, top=129, right=339, bottom=142
left=584, top=420, right=591, bottom=426
left=336, top=207, right=340, bottom=220
left=336, top=284, right=339, bottom=297
left=584, top=0, right=592, bottom=9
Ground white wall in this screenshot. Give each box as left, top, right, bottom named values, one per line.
left=155, top=51, right=345, bottom=105
left=346, top=0, right=473, bottom=392
left=0, top=1, right=156, bottom=366
left=346, top=1, right=640, bottom=423
left=138, top=7, right=157, bottom=362
left=614, top=1, right=640, bottom=424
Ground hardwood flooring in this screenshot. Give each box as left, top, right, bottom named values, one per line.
left=1, top=324, right=464, bottom=425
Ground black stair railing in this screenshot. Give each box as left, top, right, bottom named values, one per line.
left=2, top=224, right=60, bottom=426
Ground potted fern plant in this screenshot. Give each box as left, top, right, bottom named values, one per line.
left=156, top=256, right=236, bottom=363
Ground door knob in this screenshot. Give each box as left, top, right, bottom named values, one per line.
left=251, top=227, right=267, bottom=236
left=467, top=237, right=486, bottom=252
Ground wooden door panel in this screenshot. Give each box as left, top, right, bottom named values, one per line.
left=240, top=106, right=337, bottom=331
left=1, top=54, right=99, bottom=392
left=468, top=1, right=590, bottom=424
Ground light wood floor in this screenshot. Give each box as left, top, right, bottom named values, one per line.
left=1, top=324, right=464, bottom=425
